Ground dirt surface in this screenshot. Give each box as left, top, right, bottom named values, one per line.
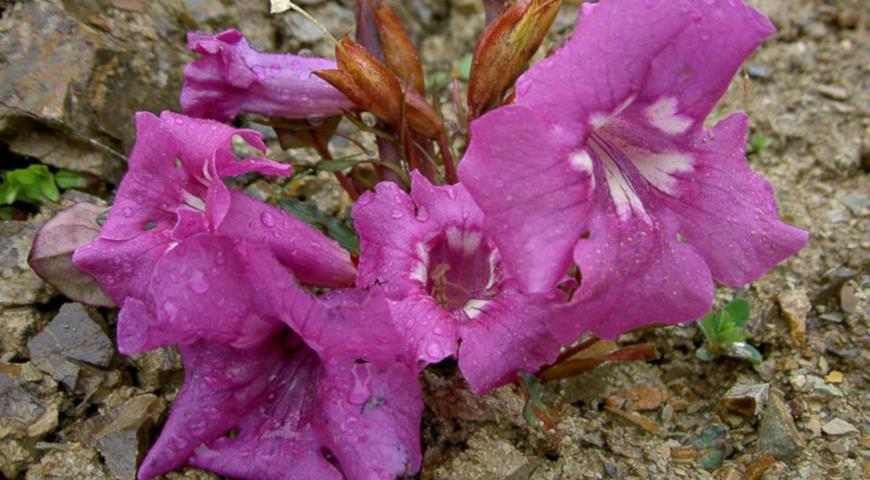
left=1, top=0, right=868, bottom=479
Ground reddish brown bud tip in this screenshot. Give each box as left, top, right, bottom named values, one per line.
left=332, top=37, right=405, bottom=124
left=372, top=1, right=426, bottom=94
left=403, top=87, right=444, bottom=138
left=468, top=0, right=562, bottom=119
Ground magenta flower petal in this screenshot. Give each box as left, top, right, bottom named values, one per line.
left=570, top=206, right=714, bottom=338
left=219, top=191, right=357, bottom=288
left=460, top=106, right=592, bottom=293
left=459, top=0, right=807, bottom=339
left=388, top=295, right=458, bottom=366
left=182, top=29, right=352, bottom=122
left=116, top=234, right=284, bottom=355
left=354, top=180, right=431, bottom=300
left=138, top=290, right=423, bottom=480
left=661, top=113, right=809, bottom=286
left=137, top=339, right=336, bottom=479
left=354, top=173, right=571, bottom=393
left=457, top=287, right=567, bottom=393
left=74, top=111, right=355, bottom=313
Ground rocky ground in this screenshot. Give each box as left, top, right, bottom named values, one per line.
left=1, top=0, right=868, bottom=479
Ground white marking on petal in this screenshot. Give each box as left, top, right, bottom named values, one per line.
left=181, top=189, right=206, bottom=211
left=485, top=249, right=500, bottom=290
left=445, top=226, right=462, bottom=250
left=411, top=243, right=429, bottom=283
left=462, top=298, right=490, bottom=320
left=592, top=143, right=650, bottom=223
left=645, top=97, right=693, bottom=135
left=590, top=113, right=609, bottom=129
left=590, top=95, right=637, bottom=129
left=569, top=149, right=593, bottom=174
left=462, top=231, right=481, bottom=256
left=410, top=261, right=428, bottom=283
left=633, top=152, right=694, bottom=194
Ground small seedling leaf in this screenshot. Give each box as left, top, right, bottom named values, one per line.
left=724, top=299, right=750, bottom=328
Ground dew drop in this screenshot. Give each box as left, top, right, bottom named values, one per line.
left=415, top=206, right=429, bottom=222
left=189, top=270, right=210, bottom=294
left=260, top=211, right=276, bottom=227
left=426, top=343, right=444, bottom=359
left=122, top=207, right=133, bottom=217
left=390, top=209, right=404, bottom=219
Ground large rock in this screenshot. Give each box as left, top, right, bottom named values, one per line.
left=0, top=0, right=193, bottom=182
left=27, top=303, right=114, bottom=389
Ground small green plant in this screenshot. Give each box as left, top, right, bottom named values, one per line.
left=0, top=165, right=88, bottom=207
left=747, top=134, right=773, bottom=155
left=696, top=299, right=762, bottom=365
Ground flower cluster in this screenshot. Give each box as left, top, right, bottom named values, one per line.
left=33, top=0, right=807, bottom=478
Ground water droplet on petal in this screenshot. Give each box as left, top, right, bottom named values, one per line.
left=391, top=209, right=405, bottom=219
left=426, top=343, right=444, bottom=359
left=122, top=207, right=133, bottom=217
left=260, top=211, right=276, bottom=227
left=415, top=206, right=429, bottom=222
left=189, top=270, right=210, bottom=294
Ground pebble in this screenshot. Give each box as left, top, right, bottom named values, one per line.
left=27, top=303, right=114, bottom=388
left=778, top=289, right=811, bottom=345
left=722, top=383, right=769, bottom=416
left=815, top=84, right=849, bottom=101
left=807, top=375, right=844, bottom=397
left=757, top=394, right=805, bottom=461
left=822, top=418, right=858, bottom=436
left=95, top=394, right=166, bottom=480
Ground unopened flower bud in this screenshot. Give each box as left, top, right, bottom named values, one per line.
left=468, top=0, right=562, bottom=119
left=372, top=1, right=426, bottom=94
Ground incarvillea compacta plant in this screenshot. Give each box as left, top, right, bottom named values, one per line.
left=28, top=0, right=809, bottom=478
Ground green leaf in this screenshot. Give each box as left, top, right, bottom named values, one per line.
left=724, top=299, right=750, bottom=328
left=0, top=182, right=20, bottom=205
left=517, top=371, right=554, bottom=430
left=55, top=169, right=88, bottom=189
left=695, top=346, right=715, bottom=362
left=313, top=153, right=368, bottom=172
left=748, top=134, right=773, bottom=154
left=38, top=177, right=60, bottom=202
left=715, top=326, right=748, bottom=345
left=724, top=342, right=763, bottom=365
left=457, top=53, right=474, bottom=80
left=697, top=312, right=717, bottom=342
left=0, top=206, right=15, bottom=220
left=425, top=71, right=449, bottom=91
left=277, top=198, right=360, bottom=255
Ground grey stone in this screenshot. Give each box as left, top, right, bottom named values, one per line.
left=94, top=394, right=166, bottom=480
left=842, top=191, right=869, bottom=216
left=0, top=372, right=58, bottom=439
left=0, top=221, right=53, bottom=307
left=25, top=442, right=110, bottom=480
left=822, top=418, right=858, bottom=436
left=27, top=303, right=114, bottom=388
left=0, top=306, right=41, bottom=359
left=757, top=394, right=805, bottom=461
left=722, top=383, right=770, bottom=416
